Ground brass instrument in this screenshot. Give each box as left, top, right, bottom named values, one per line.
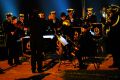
left=62, top=20, right=70, bottom=26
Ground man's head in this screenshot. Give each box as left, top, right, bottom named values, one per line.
left=81, top=24, right=89, bottom=33
left=87, top=8, right=93, bottom=16
left=60, top=12, right=66, bottom=20
left=19, top=13, right=24, bottom=21
left=67, top=8, right=74, bottom=16
left=48, top=11, right=56, bottom=20
left=12, top=16, right=17, bottom=24
left=38, top=11, right=45, bottom=19
left=6, top=12, right=12, bottom=21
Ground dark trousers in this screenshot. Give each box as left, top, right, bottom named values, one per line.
left=111, top=47, right=120, bottom=67
left=76, top=52, right=86, bottom=68
left=8, top=43, right=20, bottom=65
left=31, top=48, right=44, bottom=71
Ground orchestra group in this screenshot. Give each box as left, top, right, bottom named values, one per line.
left=0, top=4, right=120, bottom=73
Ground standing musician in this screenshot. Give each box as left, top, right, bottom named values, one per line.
left=17, top=14, right=26, bottom=58
left=17, top=13, right=30, bottom=59
left=66, top=8, right=77, bottom=27
left=66, top=8, right=80, bottom=27
left=48, top=11, right=60, bottom=34
left=59, top=12, right=67, bottom=29
left=2, top=13, right=12, bottom=59
left=4, top=16, right=21, bottom=66
left=100, top=6, right=110, bottom=35
left=107, top=5, right=120, bottom=69
left=29, top=11, right=47, bottom=73
left=17, top=14, right=25, bottom=30
left=84, top=8, right=97, bottom=26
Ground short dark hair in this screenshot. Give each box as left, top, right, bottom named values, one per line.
left=60, top=12, right=66, bottom=17
left=12, top=16, right=17, bottom=20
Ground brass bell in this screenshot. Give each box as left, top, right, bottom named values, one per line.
left=62, top=20, right=70, bottom=26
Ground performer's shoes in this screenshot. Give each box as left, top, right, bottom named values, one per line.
left=38, top=70, right=44, bottom=73
left=32, top=70, right=36, bottom=73
left=15, top=62, right=22, bottom=65
left=8, top=63, right=14, bottom=66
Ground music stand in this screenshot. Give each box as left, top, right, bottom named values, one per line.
left=90, top=23, right=103, bottom=36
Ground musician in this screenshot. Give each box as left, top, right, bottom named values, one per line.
left=30, top=11, right=47, bottom=73
left=91, top=23, right=109, bottom=54
left=17, top=14, right=24, bottom=29
left=48, top=11, right=60, bottom=34
left=107, top=5, right=120, bottom=69
left=70, top=31, right=80, bottom=57
left=77, top=24, right=96, bottom=69
left=66, top=8, right=81, bottom=27
left=4, top=16, right=21, bottom=66
left=3, top=13, right=13, bottom=40
left=66, top=8, right=75, bottom=26
left=59, top=9, right=75, bottom=39
left=2, top=13, right=12, bottom=59
left=17, top=14, right=26, bottom=57
left=55, top=12, right=67, bottom=55
left=85, top=8, right=97, bottom=26
left=3, top=13, right=12, bottom=27
left=59, top=15, right=74, bottom=61
left=100, top=6, right=108, bottom=25
left=60, top=12, right=66, bottom=25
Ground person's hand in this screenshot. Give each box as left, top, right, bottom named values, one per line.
left=20, top=37, right=23, bottom=41
left=11, top=32, right=15, bottom=35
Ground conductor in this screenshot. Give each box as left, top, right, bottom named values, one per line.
left=29, top=11, right=47, bottom=73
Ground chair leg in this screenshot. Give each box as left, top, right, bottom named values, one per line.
left=94, top=63, right=100, bottom=70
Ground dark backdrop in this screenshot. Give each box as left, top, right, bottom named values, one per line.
left=0, top=0, right=120, bottom=21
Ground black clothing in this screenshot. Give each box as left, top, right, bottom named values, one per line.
left=48, top=18, right=60, bottom=34
left=17, top=20, right=26, bottom=56
left=85, top=14, right=97, bottom=26
left=107, top=14, right=120, bottom=68
left=3, top=22, right=21, bottom=65
left=30, top=14, right=47, bottom=72
left=79, top=31, right=96, bottom=56
left=77, top=30, right=96, bottom=69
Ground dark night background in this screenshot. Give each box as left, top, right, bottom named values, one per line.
left=0, top=0, right=120, bottom=22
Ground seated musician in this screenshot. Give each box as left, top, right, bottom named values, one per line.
left=71, top=31, right=80, bottom=57
left=77, top=24, right=96, bottom=69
